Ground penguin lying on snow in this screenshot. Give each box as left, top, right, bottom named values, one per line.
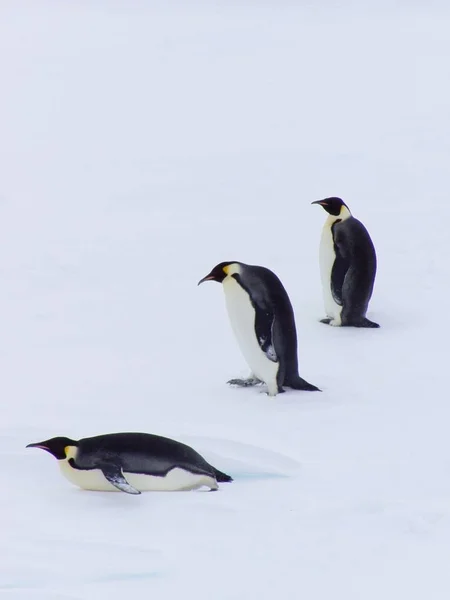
left=198, top=261, right=320, bottom=396
left=27, top=432, right=233, bottom=494
left=312, top=197, right=379, bottom=328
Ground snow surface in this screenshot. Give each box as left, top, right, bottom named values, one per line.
left=2, top=1, right=450, bottom=598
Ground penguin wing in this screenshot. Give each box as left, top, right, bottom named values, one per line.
left=235, top=273, right=277, bottom=362
left=330, top=246, right=350, bottom=305
left=255, top=306, right=277, bottom=362
left=331, top=223, right=351, bottom=305
left=98, top=461, right=141, bottom=495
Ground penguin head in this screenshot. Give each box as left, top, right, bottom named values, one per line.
left=312, top=197, right=351, bottom=218
left=26, top=437, right=78, bottom=460
left=198, top=262, right=240, bottom=285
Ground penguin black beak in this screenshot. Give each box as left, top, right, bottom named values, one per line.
left=197, top=274, right=216, bottom=285
left=311, top=200, right=327, bottom=206
left=26, top=442, right=49, bottom=451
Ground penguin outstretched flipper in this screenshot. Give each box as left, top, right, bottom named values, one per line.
left=99, top=462, right=141, bottom=495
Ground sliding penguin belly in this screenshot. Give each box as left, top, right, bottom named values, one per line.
left=59, top=460, right=216, bottom=492
left=319, top=218, right=345, bottom=325
left=223, top=276, right=279, bottom=396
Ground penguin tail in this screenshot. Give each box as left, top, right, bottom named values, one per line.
left=357, top=318, right=380, bottom=329
left=344, top=317, right=380, bottom=328
left=212, top=467, right=233, bottom=483
left=287, top=376, right=321, bottom=392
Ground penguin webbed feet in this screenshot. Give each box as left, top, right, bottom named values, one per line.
left=258, top=386, right=285, bottom=397
left=227, top=377, right=263, bottom=388
left=320, top=318, right=341, bottom=327
left=320, top=318, right=332, bottom=325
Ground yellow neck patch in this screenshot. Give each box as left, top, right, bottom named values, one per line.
left=223, top=263, right=240, bottom=277
left=64, top=445, right=78, bottom=460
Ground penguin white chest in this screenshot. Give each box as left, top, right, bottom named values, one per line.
left=319, top=220, right=342, bottom=323
left=223, top=277, right=279, bottom=390
left=58, top=461, right=217, bottom=492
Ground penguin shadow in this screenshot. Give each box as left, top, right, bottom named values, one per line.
left=181, top=435, right=302, bottom=483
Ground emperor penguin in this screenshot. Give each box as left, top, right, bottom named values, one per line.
left=198, top=261, right=320, bottom=396
left=27, top=432, right=233, bottom=494
left=312, top=197, right=379, bottom=328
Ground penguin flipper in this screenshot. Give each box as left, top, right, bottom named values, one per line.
left=330, top=229, right=350, bottom=306
left=100, top=463, right=141, bottom=495
left=255, top=309, right=277, bottom=362
left=233, top=273, right=277, bottom=362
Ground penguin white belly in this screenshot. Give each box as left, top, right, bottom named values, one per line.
left=59, top=462, right=218, bottom=492
left=319, top=221, right=343, bottom=325
left=223, top=277, right=279, bottom=394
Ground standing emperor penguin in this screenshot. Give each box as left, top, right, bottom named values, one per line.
left=27, top=432, right=233, bottom=494
left=312, top=197, right=379, bottom=328
left=198, top=261, right=320, bottom=396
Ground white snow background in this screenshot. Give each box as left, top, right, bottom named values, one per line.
left=1, top=1, right=450, bottom=598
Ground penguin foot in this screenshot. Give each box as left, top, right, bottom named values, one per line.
left=260, top=386, right=285, bottom=397
left=320, top=318, right=332, bottom=325
left=329, top=319, right=342, bottom=327
left=227, top=377, right=263, bottom=387
left=320, top=318, right=342, bottom=327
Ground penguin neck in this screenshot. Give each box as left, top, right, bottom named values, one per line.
left=222, top=263, right=242, bottom=288
left=63, top=445, right=78, bottom=462
left=223, top=263, right=242, bottom=278
left=325, top=205, right=352, bottom=227
left=58, top=445, right=79, bottom=483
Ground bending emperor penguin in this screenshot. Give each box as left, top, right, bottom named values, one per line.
left=198, top=261, right=320, bottom=396
left=312, top=197, right=379, bottom=328
left=27, top=432, right=233, bottom=494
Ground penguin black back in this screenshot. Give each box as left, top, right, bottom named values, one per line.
left=75, top=432, right=229, bottom=479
